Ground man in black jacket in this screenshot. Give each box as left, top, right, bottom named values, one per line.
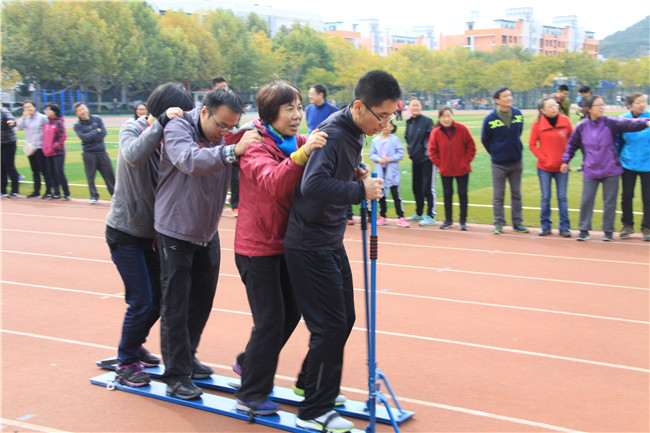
left=405, top=98, right=436, bottom=226
left=73, top=102, right=115, bottom=204
left=284, top=70, right=400, bottom=433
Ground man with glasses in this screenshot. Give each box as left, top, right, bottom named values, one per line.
left=405, top=98, right=437, bottom=226
left=154, top=88, right=260, bottom=400
left=284, top=70, right=399, bottom=433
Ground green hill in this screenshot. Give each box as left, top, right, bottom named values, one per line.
left=599, top=16, right=649, bottom=59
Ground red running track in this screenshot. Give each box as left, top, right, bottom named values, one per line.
left=1, top=197, right=648, bottom=432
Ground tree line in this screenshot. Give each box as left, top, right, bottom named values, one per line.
left=2, top=0, right=649, bottom=109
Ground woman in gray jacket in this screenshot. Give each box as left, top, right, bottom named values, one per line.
left=105, top=82, right=193, bottom=387
left=16, top=101, right=50, bottom=198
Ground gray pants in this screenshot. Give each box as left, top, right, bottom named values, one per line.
left=82, top=151, right=115, bottom=199
left=491, top=160, right=523, bottom=226
left=579, top=175, right=619, bottom=233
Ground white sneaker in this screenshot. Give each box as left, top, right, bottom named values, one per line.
left=296, top=410, right=354, bottom=432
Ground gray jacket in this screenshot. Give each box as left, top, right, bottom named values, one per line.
left=106, top=117, right=163, bottom=239
left=16, top=112, right=48, bottom=149
left=154, top=107, right=237, bottom=243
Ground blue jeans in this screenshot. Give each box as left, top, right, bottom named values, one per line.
left=108, top=242, right=161, bottom=365
left=537, top=168, right=570, bottom=230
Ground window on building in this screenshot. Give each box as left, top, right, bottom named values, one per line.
left=502, top=35, right=507, bottom=44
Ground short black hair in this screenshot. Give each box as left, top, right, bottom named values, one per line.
left=73, top=101, right=86, bottom=112
left=578, top=85, right=591, bottom=93
left=492, top=86, right=510, bottom=100
left=203, top=88, right=245, bottom=115
left=211, top=75, right=228, bottom=87
left=311, top=84, right=327, bottom=98
left=354, top=70, right=401, bottom=107
left=625, top=92, right=644, bottom=107
left=256, top=78, right=302, bottom=125
left=146, top=82, right=194, bottom=118
left=557, top=84, right=569, bottom=92
left=23, top=100, right=36, bottom=108
left=45, top=103, right=61, bottom=117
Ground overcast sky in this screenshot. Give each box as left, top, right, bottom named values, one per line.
left=235, top=0, right=645, bottom=40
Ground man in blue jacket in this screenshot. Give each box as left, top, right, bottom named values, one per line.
left=284, top=70, right=398, bottom=433
left=73, top=102, right=115, bottom=204
left=305, top=84, right=338, bottom=134
left=481, top=86, right=529, bottom=234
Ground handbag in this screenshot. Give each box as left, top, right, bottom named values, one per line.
left=23, top=141, right=36, bottom=156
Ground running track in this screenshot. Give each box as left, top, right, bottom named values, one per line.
left=1, top=197, right=648, bottom=432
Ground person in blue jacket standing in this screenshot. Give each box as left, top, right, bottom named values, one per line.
left=617, top=92, right=650, bottom=241
left=305, top=84, right=339, bottom=134
left=481, top=86, right=529, bottom=234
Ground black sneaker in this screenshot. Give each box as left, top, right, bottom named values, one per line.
left=51, top=194, right=61, bottom=199
left=138, top=346, right=160, bottom=368
left=191, top=357, right=213, bottom=379
left=576, top=230, right=590, bottom=241
left=539, top=228, right=552, bottom=236
left=459, top=223, right=468, bottom=231
left=603, top=232, right=613, bottom=242
left=27, top=192, right=40, bottom=198
left=439, top=221, right=454, bottom=229
left=166, top=376, right=202, bottom=400
left=115, top=363, right=150, bottom=387
left=41, top=194, right=52, bottom=200
left=8, top=192, right=19, bottom=198
left=559, top=230, right=571, bottom=238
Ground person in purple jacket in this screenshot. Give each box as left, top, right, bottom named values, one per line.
left=561, top=95, right=650, bottom=241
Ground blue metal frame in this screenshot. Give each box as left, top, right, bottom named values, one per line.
left=361, top=173, right=415, bottom=433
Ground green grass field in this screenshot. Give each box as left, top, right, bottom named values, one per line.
left=12, top=109, right=642, bottom=232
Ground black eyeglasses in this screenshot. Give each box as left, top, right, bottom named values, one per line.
left=362, top=101, right=396, bottom=124
left=208, top=112, right=237, bottom=133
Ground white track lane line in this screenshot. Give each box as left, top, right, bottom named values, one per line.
left=3, top=281, right=647, bottom=374
left=3, top=248, right=647, bottom=292
left=1, top=329, right=586, bottom=433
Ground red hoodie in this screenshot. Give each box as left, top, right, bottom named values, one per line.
left=529, top=114, right=573, bottom=172
left=428, top=121, right=475, bottom=177
left=234, top=119, right=308, bottom=256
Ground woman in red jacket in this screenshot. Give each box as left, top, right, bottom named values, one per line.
left=529, top=97, right=573, bottom=237
left=232, top=79, right=328, bottom=417
left=42, top=103, right=70, bottom=200
left=428, top=106, right=476, bottom=230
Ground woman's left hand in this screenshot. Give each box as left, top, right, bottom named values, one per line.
left=303, top=128, right=328, bottom=157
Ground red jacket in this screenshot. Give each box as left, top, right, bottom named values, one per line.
left=234, top=119, right=308, bottom=256
left=428, top=121, right=475, bottom=177
left=529, top=114, right=573, bottom=172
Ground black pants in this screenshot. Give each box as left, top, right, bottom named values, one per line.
left=284, top=247, right=355, bottom=420
left=46, top=154, right=70, bottom=196
left=158, top=233, right=220, bottom=381
left=230, top=163, right=240, bottom=209
left=412, top=160, right=434, bottom=217
left=1, top=141, right=19, bottom=194
left=234, top=254, right=302, bottom=402
left=621, top=168, right=650, bottom=230
left=83, top=151, right=115, bottom=199
left=28, top=149, right=52, bottom=195
left=379, top=185, right=404, bottom=218
left=440, top=173, right=469, bottom=223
